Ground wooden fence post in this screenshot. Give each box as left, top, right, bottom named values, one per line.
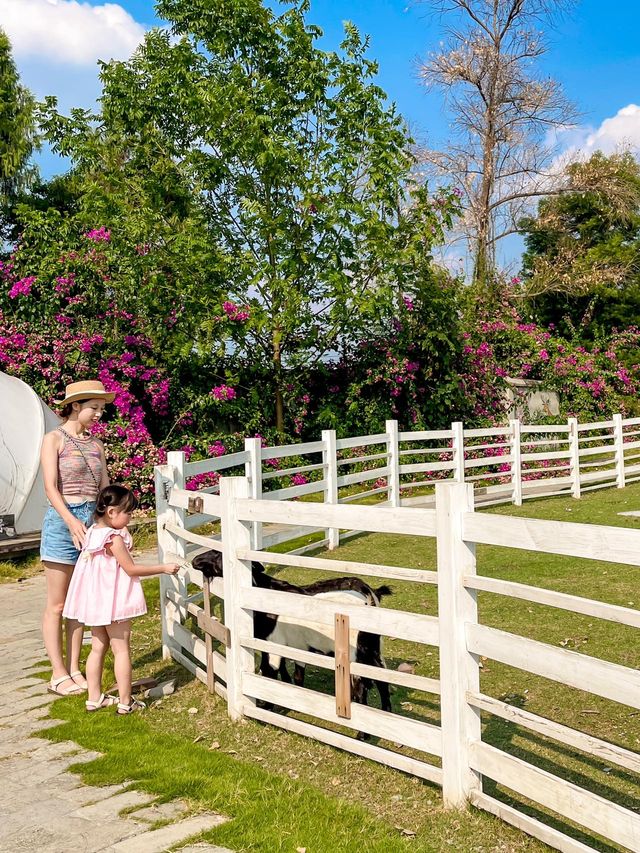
left=322, top=429, right=339, bottom=550
left=244, top=437, right=263, bottom=550
left=435, top=481, right=482, bottom=807
left=154, top=463, right=176, bottom=661
left=613, top=413, right=625, bottom=489
left=167, top=450, right=188, bottom=604
left=386, top=419, right=401, bottom=507
left=510, top=419, right=522, bottom=506
left=219, top=476, right=255, bottom=721
left=154, top=451, right=187, bottom=662
left=334, top=613, right=351, bottom=719
left=568, top=417, right=581, bottom=499
left=451, top=421, right=465, bottom=483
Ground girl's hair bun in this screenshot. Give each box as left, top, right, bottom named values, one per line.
left=95, top=484, right=138, bottom=518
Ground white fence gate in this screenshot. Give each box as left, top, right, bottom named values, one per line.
left=155, top=416, right=640, bottom=852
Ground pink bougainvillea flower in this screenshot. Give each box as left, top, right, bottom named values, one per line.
left=210, top=384, right=237, bottom=401
left=222, top=300, right=250, bottom=322
left=186, top=471, right=220, bottom=491
left=84, top=226, right=111, bottom=242
left=8, top=276, right=36, bottom=298
left=208, top=441, right=226, bottom=457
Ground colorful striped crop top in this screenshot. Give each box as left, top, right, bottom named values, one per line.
left=57, top=429, right=103, bottom=498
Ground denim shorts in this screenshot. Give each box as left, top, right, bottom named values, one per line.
left=40, top=501, right=96, bottom=565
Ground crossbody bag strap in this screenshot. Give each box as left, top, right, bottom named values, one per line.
left=58, top=427, right=101, bottom=493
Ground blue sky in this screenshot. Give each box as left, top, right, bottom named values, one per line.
left=2, top=0, right=640, bottom=269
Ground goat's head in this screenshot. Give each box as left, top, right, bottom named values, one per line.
left=191, top=549, right=223, bottom=579
left=191, top=549, right=266, bottom=581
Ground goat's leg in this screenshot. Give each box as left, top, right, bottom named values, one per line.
left=260, top=652, right=278, bottom=679
left=369, top=647, right=392, bottom=713
left=353, top=630, right=393, bottom=737
left=350, top=676, right=372, bottom=741
left=278, top=659, right=292, bottom=683
left=375, top=678, right=392, bottom=713
left=258, top=652, right=279, bottom=711
left=293, top=663, right=306, bottom=687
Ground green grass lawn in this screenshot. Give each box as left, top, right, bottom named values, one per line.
left=32, top=483, right=640, bottom=851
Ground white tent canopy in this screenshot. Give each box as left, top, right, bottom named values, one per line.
left=0, top=372, right=60, bottom=535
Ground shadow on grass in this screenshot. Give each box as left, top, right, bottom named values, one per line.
left=481, top=701, right=634, bottom=852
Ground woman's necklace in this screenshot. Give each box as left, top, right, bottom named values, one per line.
left=59, top=425, right=90, bottom=441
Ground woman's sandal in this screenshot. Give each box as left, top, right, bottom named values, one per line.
left=47, top=675, right=85, bottom=696
left=69, top=671, right=88, bottom=690
left=116, top=698, right=146, bottom=715
left=85, top=693, right=118, bottom=712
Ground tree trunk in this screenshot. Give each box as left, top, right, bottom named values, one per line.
left=473, top=222, right=490, bottom=287
left=473, top=64, right=497, bottom=290
left=275, top=385, right=285, bottom=434
left=273, top=329, right=285, bottom=434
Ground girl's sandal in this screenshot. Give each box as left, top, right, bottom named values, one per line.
left=86, top=693, right=118, bottom=712
left=47, top=675, right=85, bottom=696
left=116, top=699, right=146, bottom=715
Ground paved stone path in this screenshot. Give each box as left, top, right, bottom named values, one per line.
left=0, top=575, right=233, bottom=853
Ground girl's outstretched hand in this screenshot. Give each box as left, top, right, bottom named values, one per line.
left=163, top=563, right=180, bottom=575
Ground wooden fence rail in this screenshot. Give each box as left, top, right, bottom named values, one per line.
left=155, top=415, right=640, bottom=853
left=157, top=414, right=640, bottom=556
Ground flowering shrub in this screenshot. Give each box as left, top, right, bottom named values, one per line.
left=0, top=217, right=198, bottom=506
left=0, top=307, right=169, bottom=505
left=4, top=202, right=640, bottom=512
left=304, top=274, right=465, bottom=435
left=459, top=311, right=640, bottom=423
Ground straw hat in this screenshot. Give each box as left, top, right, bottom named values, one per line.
left=56, top=380, right=115, bottom=406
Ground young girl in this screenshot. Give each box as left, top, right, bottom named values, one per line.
left=63, top=484, right=179, bottom=714
left=40, top=379, right=113, bottom=696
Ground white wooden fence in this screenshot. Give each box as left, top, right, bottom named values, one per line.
left=154, top=415, right=640, bottom=853
left=157, top=414, right=640, bottom=549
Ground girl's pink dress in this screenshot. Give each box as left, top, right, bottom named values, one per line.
left=63, top=525, right=147, bottom=626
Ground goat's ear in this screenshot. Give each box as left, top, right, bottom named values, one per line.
left=252, top=561, right=266, bottom=574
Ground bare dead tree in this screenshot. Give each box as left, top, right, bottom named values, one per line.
left=418, top=0, right=578, bottom=287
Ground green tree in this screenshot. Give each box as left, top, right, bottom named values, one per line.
left=41, top=0, right=454, bottom=433
left=0, top=29, right=36, bottom=233
left=31, top=96, right=228, bottom=371
left=520, top=152, right=640, bottom=335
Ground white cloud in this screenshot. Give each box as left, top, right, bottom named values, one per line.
left=555, top=104, right=640, bottom=162
left=0, top=0, right=146, bottom=65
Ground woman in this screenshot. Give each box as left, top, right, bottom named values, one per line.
left=40, top=380, right=114, bottom=695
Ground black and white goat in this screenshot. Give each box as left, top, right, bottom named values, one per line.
left=191, top=550, right=392, bottom=721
